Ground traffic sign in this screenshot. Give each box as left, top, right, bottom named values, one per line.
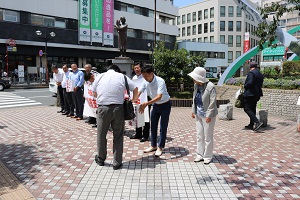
left=39, top=50, right=43, bottom=57
left=7, top=46, right=17, bottom=52
left=6, top=38, right=16, bottom=47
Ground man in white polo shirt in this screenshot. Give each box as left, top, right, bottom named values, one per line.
left=133, top=66, right=171, bottom=157
left=92, top=64, right=138, bottom=170
left=52, top=65, right=65, bottom=113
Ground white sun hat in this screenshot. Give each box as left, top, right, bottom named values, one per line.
left=188, top=67, right=209, bottom=83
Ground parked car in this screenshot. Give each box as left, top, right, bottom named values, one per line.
left=0, top=78, right=11, bottom=91
left=49, top=68, right=85, bottom=96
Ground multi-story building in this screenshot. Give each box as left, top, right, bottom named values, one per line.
left=0, top=0, right=178, bottom=78
left=177, top=0, right=261, bottom=72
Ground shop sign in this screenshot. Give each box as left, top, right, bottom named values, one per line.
left=103, top=0, right=114, bottom=46
left=262, top=46, right=285, bottom=56
left=91, top=0, right=103, bottom=43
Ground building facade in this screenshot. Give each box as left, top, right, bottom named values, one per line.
left=0, top=0, right=178, bottom=78
left=177, top=0, right=261, bottom=70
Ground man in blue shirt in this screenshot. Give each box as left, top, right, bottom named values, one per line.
left=133, top=66, right=171, bottom=157
left=69, top=63, right=85, bottom=120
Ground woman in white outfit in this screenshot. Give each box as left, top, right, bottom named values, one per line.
left=188, top=67, right=218, bottom=165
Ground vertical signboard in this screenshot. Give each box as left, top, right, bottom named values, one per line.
left=91, top=0, right=103, bottom=43
left=103, top=0, right=114, bottom=46
left=79, top=0, right=91, bottom=42
left=244, top=32, right=250, bottom=53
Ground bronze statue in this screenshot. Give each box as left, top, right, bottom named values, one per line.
left=115, top=17, right=128, bottom=57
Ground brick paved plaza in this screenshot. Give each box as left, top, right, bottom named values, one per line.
left=0, top=106, right=300, bottom=200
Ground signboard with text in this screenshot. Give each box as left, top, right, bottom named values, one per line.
left=91, top=0, right=103, bottom=43
left=79, top=0, right=91, bottom=42
left=244, top=32, right=250, bottom=53
left=103, top=0, right=114, bottom=46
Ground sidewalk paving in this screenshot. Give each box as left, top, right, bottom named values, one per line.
left=0, top=106, right=299, bottom=199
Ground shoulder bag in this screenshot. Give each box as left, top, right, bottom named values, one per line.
left=123, top=75, right=136, bottom=120
left=235, top=86, right=244, bottom=108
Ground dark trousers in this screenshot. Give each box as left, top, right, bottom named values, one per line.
left=72, top=87, right=84, bottom=118
left=57, top=85, right=65, bottom=111
left=63, top=88, right=74, bottom=115
left=244, top=96, right=260, bottom=126
left=151, top=101, right=171, bottom=148
left=97, top=105, right=124, bottom=166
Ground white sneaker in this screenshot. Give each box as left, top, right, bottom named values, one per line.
left=204, top=159, right=212, bottom=165
left=144, top=146, right=157, bottom=153
left=154, top=148, right=163, bottom=157
left=194, top=155, right=204, bottom=162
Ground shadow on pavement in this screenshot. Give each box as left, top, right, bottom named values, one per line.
left=0, top=143, right=62, bottom=189
left=214, top=154, right=237, bottom=165
left=0, top=125, right=8, bottom=129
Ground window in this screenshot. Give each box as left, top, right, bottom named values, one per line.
left=182, top=15, right=186, bottom=24
left=192, top=12, right=196, bottom=22
left=228, top=6, right=234, bottom=17
left=210, top=7, right=214, bottom=18
left=55, top=18, right=66, bottom=28
left=204, top=23, right=208, bottom=33
left=220, top=21, right=225, bottom=31
left=245, top=22, right=248, bottom=32
left=236, top=35, right=241, bottom=47
left=192, top=25, right=196, bottom=35
left=177, top=16, right=180, bottom=25
left=210, top=36, right=214, bottom=43
left=149, top=10, right=154, bottom=18
left=204, top=37, right=208, bottom=43
left=198, top=24, right=202, bottom=34
left=0, top=9, right=3, bottom=21
left=228, top=21, right=233, bottom=31
left=210, top=22, right=214, bottom=32
left=237, top=6, right=242, bottom=17
left=4, top=10, right=20, bottom=22
left=236, top=21, right=241, bottom=31
left=198, top=10, right=202, bottom=20
left=127, top=5, right=134, bottom=13
left=44, top=16, right=55, bottom=27
left=204, top=9, right=208, bottom=19
left=31, top=14, right=43, bottom=26
left=198, top=37, right=202, bottom=42
left=178, top=28, right=180, bottom=37
left=134, top=7, right=141, bottom=14
left=228, top=35, right=233, bottom=47
left=182, top=27, right=186, bottom=36
left=220, top=35, right=225, bottom=44
left=187, top=26, right=191, bottom=36
left=192, top=38, right=196, bottom=42
left=148, top=32, right=154, bottom=40
left=187, top=13, right=191, bottom=23
left=236, top=51, right=241, bottom=59
left=127, top=29, right=135, bottom=37
left=220, top=6, right=225, bottom=17
left=121, top=3, right=127, bottom=11
left=228, top=51, right=233, bottom=63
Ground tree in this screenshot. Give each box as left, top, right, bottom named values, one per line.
left=255, top=0, right=300, bottom=50
left=152, top=41, right=206, bottom=86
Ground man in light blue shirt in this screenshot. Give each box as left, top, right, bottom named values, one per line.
left=133, top=66, right=171, bottom=157
left=69, top=63, right=84, bottom=120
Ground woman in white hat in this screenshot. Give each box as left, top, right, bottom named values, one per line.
left=188, top=67, right=218, bottom=164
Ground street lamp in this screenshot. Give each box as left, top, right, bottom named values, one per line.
left=147, top=42, right=154, bottom=67
left=36, top=30, right=56, bottom=84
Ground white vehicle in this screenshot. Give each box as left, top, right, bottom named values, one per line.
left=49, top=68, right=85, bottom=96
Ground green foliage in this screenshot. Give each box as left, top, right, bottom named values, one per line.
left=171, top=91, right=193, bottom=99
left=153, top=41, right=206, bottom=85
left=282, top=60, right=300, bottom=76
left=261, top=66, right=282, bottom=79
left=225, top=77, right=300, bottom=90
left=255, top=1, right=300, bottom=50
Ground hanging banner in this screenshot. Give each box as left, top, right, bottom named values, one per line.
left=103, top=0, right=114, bottom=46
left=91, top=0, right=103, bottom=43
left=244, top=32, right=250, bottom=53
left=79, top=0, right=91, bottom=42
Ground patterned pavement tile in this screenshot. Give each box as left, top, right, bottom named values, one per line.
left=0, top=106, right=299, bottom=199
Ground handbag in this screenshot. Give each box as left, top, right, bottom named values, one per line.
left=235, top=86, right=244, bottom=108
left=123, top=75, right=136, bottom=120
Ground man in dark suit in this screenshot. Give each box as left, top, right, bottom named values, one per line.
left=244, top=62, right=264, bottom=131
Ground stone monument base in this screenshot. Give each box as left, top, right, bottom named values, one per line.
left=112, top=57, right=134, bottom=77
left=256, top=109, right=268, bottom=127
left=218, top=104, right=233, bottom=120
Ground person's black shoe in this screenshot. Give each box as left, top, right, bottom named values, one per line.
left=85, top=119, right=91, bottom=123
left=95, top=155, right=104, bottom=166
left=140, top=137, right=148, bottom=142
left=130, top=135, right=142, bottom=139
left=253, top=122, right=263, bottom=131
left=88, top=121, right=94, bottom=124
left=57, top=110, right=63, bottom=113
left=113, top=163, right=123, bottom=170
left=244, top=125, right=253, bottom=130
left=92, top=124, right=97, bottom=128
left=62, top=112, right=69, bottom=115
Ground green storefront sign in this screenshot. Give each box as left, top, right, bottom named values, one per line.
left=262, top=46, right=285, bottom=56
left=91, top=0, right=103, bottom=43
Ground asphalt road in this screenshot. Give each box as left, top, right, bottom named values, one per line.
left=1, top=88, right=56, bottom=109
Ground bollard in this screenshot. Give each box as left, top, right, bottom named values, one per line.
left=256, top=109, right=268, bottom=127
left=218, top=104, right=233, bottom=120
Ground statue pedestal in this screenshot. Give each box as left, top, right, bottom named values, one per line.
left=112, top=57, right=133, bottom=77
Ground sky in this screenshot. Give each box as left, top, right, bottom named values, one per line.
left=173, top=0, right=203, bottom=8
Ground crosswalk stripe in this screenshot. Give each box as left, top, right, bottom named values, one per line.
left=0, top=102, right=42, bottom=109
left=0, top=91, right=42, bottom=109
